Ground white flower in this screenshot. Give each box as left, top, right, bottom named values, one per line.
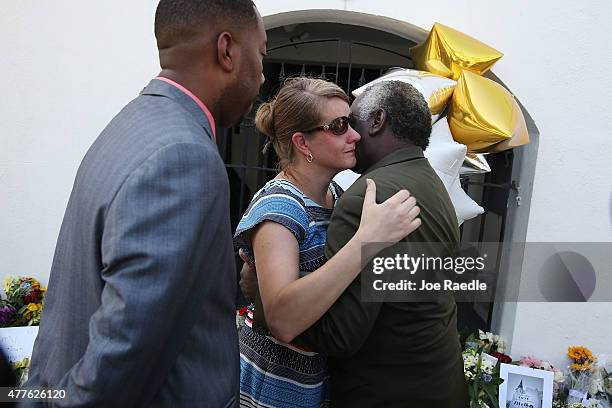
left=590, top=378, right=604, bottom=395
left=585, top=398, right=601, bottom=408
left=478, top=330, right=487, bottom=340
left=482, top=360, right=496, bottom=375
left=463, top=353, right=477, bottom=370
left=554, top=370, right=565, bottom=383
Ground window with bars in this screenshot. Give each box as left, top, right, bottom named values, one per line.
left=221, top=23, right=521, bottom=332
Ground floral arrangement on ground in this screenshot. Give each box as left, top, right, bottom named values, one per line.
left=0, top=276, right=45, bottom=327
left=461, top=329, right=611, bottom=408
left=1, top=276, right=46, bottom=385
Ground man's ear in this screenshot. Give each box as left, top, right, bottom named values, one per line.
left=370, top=109, right=386, bottom=135
left=291, top=132, right=311, bottom=157
left=216, top=32, right=236, bottom=72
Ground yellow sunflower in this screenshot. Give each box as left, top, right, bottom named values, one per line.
left=567, top=346, right=596, bottom=371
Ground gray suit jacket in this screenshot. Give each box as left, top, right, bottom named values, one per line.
left=25, top=79, right=239, bottom=407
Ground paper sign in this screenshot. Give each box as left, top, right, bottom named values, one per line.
left=481, top=352, right=499, bottom=365
left=0, top=326, right=39, bottom=363
left=568, top=389, right=588, bottom=403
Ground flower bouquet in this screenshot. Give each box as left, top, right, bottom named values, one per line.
left=461, top=330, right=509, bottom=408
left=0, top=277, right=46, bottom=327
left=553, top=347, right=611, bottom=408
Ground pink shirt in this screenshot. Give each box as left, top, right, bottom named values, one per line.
left=155, top=76, right=217, bottom=141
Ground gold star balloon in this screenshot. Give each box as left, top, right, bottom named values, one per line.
left=410, top=22, right=503, bottom=80
left=352, top=68, right=456, bottom=123
left=448, top=70, right=529, bottom=152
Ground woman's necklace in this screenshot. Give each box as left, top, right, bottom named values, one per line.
left=280, top=170, right=330, bottom=208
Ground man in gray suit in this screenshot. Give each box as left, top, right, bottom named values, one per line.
left=25, top=1, right=267, bottom=406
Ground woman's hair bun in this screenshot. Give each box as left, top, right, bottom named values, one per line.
left=255, top=100, right=275, bottom=139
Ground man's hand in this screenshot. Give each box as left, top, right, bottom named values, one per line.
left=239, top=249, right=258, bottom=303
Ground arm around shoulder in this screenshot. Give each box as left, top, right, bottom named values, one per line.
left=293, top=190, right=383, bottom=356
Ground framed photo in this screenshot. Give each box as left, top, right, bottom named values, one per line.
left=499, top=363, right=553, bottom=408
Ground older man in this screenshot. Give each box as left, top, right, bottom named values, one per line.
left=26, top=1, right=266, bottom=406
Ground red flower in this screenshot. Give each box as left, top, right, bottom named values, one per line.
left=237, top=306, right=249, bottom=316
left=23, top=288, right=42, bottom=304
left=491, top=352, right=512, bottom=364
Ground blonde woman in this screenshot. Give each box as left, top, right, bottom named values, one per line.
left=235, top=78, right=421, bottom=407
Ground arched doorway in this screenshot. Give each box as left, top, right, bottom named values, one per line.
left=221, top=11, right=539, bottom=333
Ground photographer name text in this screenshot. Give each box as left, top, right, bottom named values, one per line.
left=372, top=279, right=488, bottom=292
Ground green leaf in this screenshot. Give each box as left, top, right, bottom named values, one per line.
left=468, top=383, right=476, bottom=401
left=483, top=383, right=500, bottom=408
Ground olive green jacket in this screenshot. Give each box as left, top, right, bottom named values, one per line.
left=294, top=146, right=468, bottom=407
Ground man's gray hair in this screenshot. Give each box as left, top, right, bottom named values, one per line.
left=354, top=80, right=432, bottom=150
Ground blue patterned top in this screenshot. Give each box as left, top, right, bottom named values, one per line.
left=234, top=178, right=343, bottom=278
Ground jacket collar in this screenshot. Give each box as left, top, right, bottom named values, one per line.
left=140, top=78, right=214, bottom=140
left=363, top=145, right=425, bottom=174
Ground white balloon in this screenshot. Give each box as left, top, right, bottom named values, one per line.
left=425, top=117, right=466, bottom=177
left=333, top=169, right=361, bottom=191
left=448, top=174, right=485, bottom=226
left=424, top=118, right=484, bottom=225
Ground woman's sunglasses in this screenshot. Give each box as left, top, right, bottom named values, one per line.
left=302, top=115, right=353, bottom=136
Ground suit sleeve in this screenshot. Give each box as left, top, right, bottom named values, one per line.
left=293, top=191, right=383, bottom=357
left=55, top=142, right=226, bottom=406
